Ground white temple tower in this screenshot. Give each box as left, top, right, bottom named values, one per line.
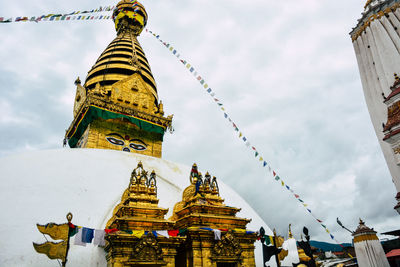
left=352, top=219, right=390, bottom=267
left=350, top=0, right=400, bottom=213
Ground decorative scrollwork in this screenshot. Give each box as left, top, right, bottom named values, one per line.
left=213, top=231, right=242, bottom=257
left=131, top=233, right=163, bottom=262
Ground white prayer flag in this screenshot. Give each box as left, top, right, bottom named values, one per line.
left=74, top=228, right=87, bottom=246
left=93, top=229, right=105, bottom=246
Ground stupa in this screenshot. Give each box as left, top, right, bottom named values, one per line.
left=0, top=1, right=277, bottom=266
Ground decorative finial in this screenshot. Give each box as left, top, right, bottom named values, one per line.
left=66, top=212, right=73, bottom=223
left=113, top=0, right=148, bottom=35
left=74, top=77, right=81, bottom=85
left=395, top=73, right=399, bottom=82
left=359, top=218, right=365, bottom=225
left=288, top=224, right=293, bottom=238
left=137, top=161, right=143, bottom=168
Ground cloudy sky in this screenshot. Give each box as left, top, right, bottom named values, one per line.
left=0, top=0, right=398, bottom=243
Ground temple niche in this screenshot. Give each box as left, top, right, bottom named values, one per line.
left=104, top=162, right=257, bottom=267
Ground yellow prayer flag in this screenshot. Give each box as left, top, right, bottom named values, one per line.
left=132, top=230, right=145, bottom=238
left=239, top=132, right=243, bottom=138
left=281, top=181, right=284, bottom=186
left=259, top=157, right=263, bottom=162
left=204, top=84, right=208, bottom=88
left=326, top=229, right=330, bottom=233
left=221, top=107, right=225, bottom=111
left=234, top=229, right=246, bottom=233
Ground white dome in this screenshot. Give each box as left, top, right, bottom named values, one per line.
left=0, top=148, right=275, bottom=266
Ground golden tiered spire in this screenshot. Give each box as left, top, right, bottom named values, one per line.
left=66, top=1, right=172, bottom=158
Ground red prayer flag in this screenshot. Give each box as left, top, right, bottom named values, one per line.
left=252, top=146, right=256, bottom=151
left=294, top=194, right=299, bottom=198
left=317, top=219, right=323, bottom=223
left=273, top=171, right=276, bottom=177
left=168, top=230, right=179, bottom=237
left=219, top=228, right=228, bottom=232
left=105, top=229, right=119, bottom=234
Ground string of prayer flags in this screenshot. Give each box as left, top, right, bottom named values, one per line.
left=0, top=6, right=114, bottom=24
left=146, top=28, right=345, bottom=248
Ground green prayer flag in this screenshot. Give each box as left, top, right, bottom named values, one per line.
left=255, top=152, right=259, bottom=157
left=275, top=176, right=280, bottom=181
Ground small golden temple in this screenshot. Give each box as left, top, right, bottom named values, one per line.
left=64, top=1, right=258, bottom=266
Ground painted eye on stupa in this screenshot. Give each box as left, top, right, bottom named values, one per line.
left=129, top=139, right=147, bottom=151
left=106, top=133, right=125, bottom=146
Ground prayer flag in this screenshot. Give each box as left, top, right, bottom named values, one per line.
left=156, top=230, right=169, bottom=238
left=303, top=204, right=308, bottom=207
left=214, top=98, right=219, bottom=102
left=167, top=230, right=179, bottom=237
left=190, top=67, right=194, bottom=72
left=222, top=107, right=226, bottom=111
left=173, top=50, right=177, bottom=55
left=317, top=219, right=323, bottom=223
left=330, top=234, right=334, bottom=240
left=239, top=132, right=243, bottom=138
left=178, top=229, right=187, bottom=236
left=217, top=103, right=223, bottom=106
left=211, top=93, right=215, bottom=97
left=243, top=137, right=247, bottom=142
left=0, top=17, right=4, bottom=22
left=255, top=152, right=259, bottom=157
left=326, top=229, right=330, bottom=234
left=186, top=63, right=190, bottom=68
left=207, top=88, right=212, bottom=93
left=152, top=231, right=158, bottom=238
left=295, top=194, right=299, bottom=198
left=286, top=185, right=290, bottom=190
left=275, top=176, right=280, bottom=181
left=213, top=229, right=221, bottom=240
left=321, top=224, right=326, bottom=228
left=200, top=79, right=205, bottom=85
left=93, top=230, right=105, bottom=246
left=281, top=181, right=285, bottom=186
left=170, top=46, right=174, bottom=51
left=132, top=230, right=145, bottom=238
left=197, top=76, right=201, bottom=81
left=263, top=161, right=267, bottom=167
left=299, top=199, right=304, bottom=203
left=81, top=228, right=94, bottom=243
left=273, top=171, right=276, bottom=177
left=259, top=157, right=263, bottom=161
left=307, top=209, right=312, bottom=213
left=252, top=146, right=256, bottom=151
left=74, top=228, right=86, bottom=246
left=204, top=84, right=208, bottom=88
left=224, top=113, right=228, bottom=118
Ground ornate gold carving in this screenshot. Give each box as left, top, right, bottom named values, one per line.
left=213, top=231, right=242, bottom=257
left=394, top=147, right=400, bottom=154
left=130, top=233, right=163, bottom=262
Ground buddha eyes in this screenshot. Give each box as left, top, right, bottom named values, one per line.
left=106, top=135, right=147, bottom=151
left=106, top=137, right=125, bottom=146
left=129, top=139, right=147, bottom=151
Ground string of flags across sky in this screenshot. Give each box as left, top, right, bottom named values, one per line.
left=0, top=6, right=114, bottom=23
left=145, top=28, right=348, bottom=248
left=0, top=2, right=348, bottom=247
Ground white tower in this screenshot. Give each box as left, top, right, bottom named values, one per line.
left=350, top=0, right=400, bottom=213
left=352, top=219, right=390, bottom=267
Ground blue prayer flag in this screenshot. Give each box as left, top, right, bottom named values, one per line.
left=81, top=228, right=94, bottom=243
left=263, top=161, right=267, bottom=167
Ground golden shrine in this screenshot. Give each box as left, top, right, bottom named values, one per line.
left=65, top=0, right=172, bottom=158
left=104, top=162, right=257, bottom=267
left=64, top=1, right=258, bottom=266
